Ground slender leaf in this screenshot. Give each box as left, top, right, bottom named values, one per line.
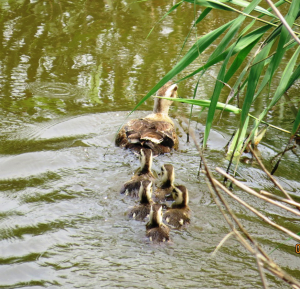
left=292, top=108, right=300, bottom=136
left=146, top=1, right=183, bottom=39
left=178, top=23, right=272, bottom=83
left=224, top=38, right=259, bottom=83
left=253, top=0, right=300, bottom=101
left=184, top=0, right=276, bottom=18
left=203, top=0, right=262, bottom=147
left=129, top=20, right=234, bottom=116
left=239, top=41, right=272, bottom=129
left=155, top=96, right=241, bottom=114
left=177, top=8, right=212, bottom=62
left=248, top=47, right=300, bottom=142
left=228, top=116, right=249, bottom=157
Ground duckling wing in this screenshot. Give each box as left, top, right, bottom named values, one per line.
left=146, top=226, right=170, bottom=243
left=119, top=180, right=141, bottom=197
left=154, top=187, right=173, bottom=202
left=116, top=118, right=178, bottom=154
left=164, top=209, right=190, bottom=228
left=140, top=131, right=164, bottom=144
left=128, top=205, right=151, bottom=221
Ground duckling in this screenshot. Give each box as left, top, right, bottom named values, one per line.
left=154, top=164, right=175, bottom=202
left=163, top=185, right=190, bottom=228
left=146, top=205, right=170, bottom=243
left=115, top=82, right=178, bottom=155
left=128, top=180, right=153, bottom=221
left=120, top=148, right=155, bottom=197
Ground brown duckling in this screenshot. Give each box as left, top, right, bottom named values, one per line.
left=128, top=180, right=153, bottom=221
left=115, top=82, right=178, bottom=155
left=146, top=204, right=170, bottom=243
left=163, top=185, right=190, bottom=228
left=120, top=148, right=155, bottom=197
left=154, top=164, right=175, bottom=202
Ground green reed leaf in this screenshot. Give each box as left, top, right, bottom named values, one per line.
left=292, top=108, right=300, bottom=136
left=178, top=23, right=272, bottom=83
left=155, top=96, right=241, bottom=114
left=184, top=0, right=275, bottom=18
left=146, top=1, right=183, bottom=39
left=130, top=20, right=233, bottom=116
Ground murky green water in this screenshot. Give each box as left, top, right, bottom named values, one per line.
left=0, top=1, right=299, bottom=288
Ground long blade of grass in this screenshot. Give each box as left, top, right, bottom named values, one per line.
left=178, top=23, right=272, bottom=83
left=203, top=0, right=262, bottom=148
left=155, top=96, right=241, bottom=114
left=239, top=41, right=273, bottom=130
left=292, top=108, right=300, bottom=136
left=228, top=116, right=249, bottom=157
left=265, top=0, right=300, bottom=45
left=177, top=8, right=212, bottom=62
left=146, top=1, right=183, bottom=39
left=259, top=46, right=300, bottom=120
left=184, top=0, right=276, bottom=18
left=129, top=20, right=234, bottom=116
left=224, top=38, right=259, bottom=83
left=253, top=0, right=300, bottom=101
left=248, top=48, right=300, bottom=145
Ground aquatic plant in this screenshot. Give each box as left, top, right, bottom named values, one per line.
left=133, top=0, right=300, bottom=164
left=131, top=2, right=300, bottom=286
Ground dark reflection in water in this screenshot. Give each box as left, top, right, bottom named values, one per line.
left=0, top=0, right=299, bottom=288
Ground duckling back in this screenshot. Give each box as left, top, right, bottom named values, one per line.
left=146, top=205, right=170, bottom=243
left=115, top=82, right=178, bottom=155
left=128, top=180, right=153, bottom=221
left=154, top=164, right=175, bottom=202
left=120, top=148, right=155, bottom=197
left=163, top=185, right=191, bottom=228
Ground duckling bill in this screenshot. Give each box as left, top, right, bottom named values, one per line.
left=164, top=185, right=190, bottom=228
left=115, top=82, right=178, bottom=155
left=146, top=205, right=170, bottom=243
left=128, top=180, right=153, bottom=221
left=120, top=148, right=155, bottom=197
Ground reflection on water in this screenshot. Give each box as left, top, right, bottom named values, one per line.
left=0, top=0, right=299, bottom=288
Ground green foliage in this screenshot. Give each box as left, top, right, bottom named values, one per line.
left=135, top=0, right=300, bottom=157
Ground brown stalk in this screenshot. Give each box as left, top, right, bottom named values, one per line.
left=214, top=170, right=300, bottom=242
left=247, top=144, right=294, bottom=201
left=216, top=167, right=300, bottom=217
left=190, top=128, right=271, bottom=258
left=265, top=0, right=300, bottom=45
left=260, top=190, right=300, bottom=208
left=189, top=126, right=300, bottom=287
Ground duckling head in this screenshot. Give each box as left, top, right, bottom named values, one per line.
left=148, top=204, right=163, bottom=227
left=139, top=148, right=153, bottom=172
left=139, top=180, right=152, bottom=204
left=171, top=185, right=189, bottom=208
left=153, top=82, right=178, bottom=114
left=160, top=164, right=175, bottom=187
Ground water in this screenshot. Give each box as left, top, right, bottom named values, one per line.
left=0, top=1, right=299, bottom=288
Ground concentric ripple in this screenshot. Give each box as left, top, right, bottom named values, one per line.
left=27, top=82, right=88, bottom=99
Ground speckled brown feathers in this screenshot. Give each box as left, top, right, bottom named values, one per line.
left=120, top=148, right=155, bottom=197
left=146, top=205, right=170, bottom=243
left=115, top=82, right=178, bottom=155
left=163, top=185, right=190, bottom=228
left=154, top=164, right=175, bottom=202
left=128, top=180, right=153, bottom=221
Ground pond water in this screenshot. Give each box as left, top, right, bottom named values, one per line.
left=0, top=1, right=299, bottom=288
